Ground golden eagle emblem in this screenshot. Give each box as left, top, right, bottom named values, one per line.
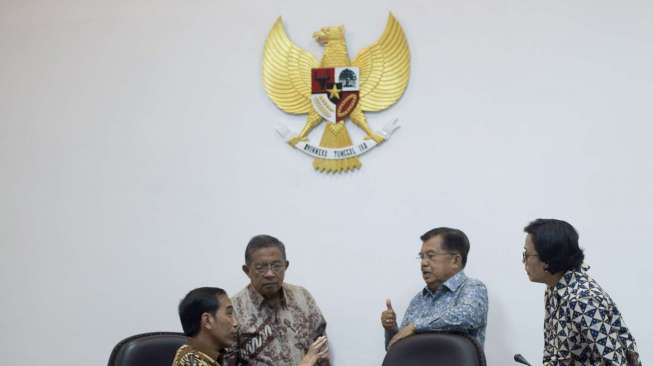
left=263, top=13, right=410, bottom=173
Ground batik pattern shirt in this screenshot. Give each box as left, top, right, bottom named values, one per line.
left=386, top=271, right=488, bottom=348
left=543, top=265, right=640, bottom=366
left=223, top=283, right=329, bottom=366
left=172, top=344, right=219, bottom=366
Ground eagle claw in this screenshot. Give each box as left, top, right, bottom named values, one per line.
left=365, top=133, right=385, bottom=144
left=288, top=136, right=308, bottom=146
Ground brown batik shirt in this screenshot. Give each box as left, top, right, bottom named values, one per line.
left=172, top=344, right=219, bottom=366
left=222, top=283, right=330, bottom=366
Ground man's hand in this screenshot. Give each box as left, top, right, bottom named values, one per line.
left=387, top=324, right=416, bottom=349
left=298, top=336, right=329, bottom=366
left=381, top=299, right=398, bottom=330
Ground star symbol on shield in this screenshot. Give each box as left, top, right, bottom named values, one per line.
left=326, top=84, right=341, bottom=99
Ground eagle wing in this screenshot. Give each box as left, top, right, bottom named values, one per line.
left=352, top=13, right=410, bottom=112
left=262, top=17, right=319, bottom=114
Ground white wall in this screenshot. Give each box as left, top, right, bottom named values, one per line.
left=1, top=0, right=651, bottom=365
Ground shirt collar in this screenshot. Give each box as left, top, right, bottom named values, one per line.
left=553, top=263, right=590, bottom=297
left=183, top=344, right=219, bottom=366
left=422, top=270, right=467, bottom=295
left=247, top=283, right=289, bottom=309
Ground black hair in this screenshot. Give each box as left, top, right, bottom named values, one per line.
left=178, top=287, right=226, bottom=337
left=524, top=218, right=585, bottom=274
left=245, top=234, right=287, bottom=264
left=420, top=227, right=470, bottom=267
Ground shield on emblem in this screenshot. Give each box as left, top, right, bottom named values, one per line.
left=311, top=67, right=360, bottom=123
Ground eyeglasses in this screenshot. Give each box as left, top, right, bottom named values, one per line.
left=417, top=252, right=456, bottom=262
left=252, top=262, right=286, bottom=274
left=522, top=250, right=539, bottom=263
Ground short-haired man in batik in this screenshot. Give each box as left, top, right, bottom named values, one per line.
left=223, top=235, right=330, bottom=366
left=173, top=286, right=328, bottom=366
left=172, top=287, right=238, bottom=366
left=381, top=227, right=488, bottom=349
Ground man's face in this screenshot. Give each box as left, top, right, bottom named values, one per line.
left=207, top=295, right=238, bottom=349
left=523, top=234, right=548, bottom=283
left=243, top=246, right=288, bottom=298
left=419, top=235, right=460, bottom=290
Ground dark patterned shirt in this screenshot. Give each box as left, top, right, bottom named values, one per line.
left=223, top=283, right=329, bottom=366
left=172, top=344, right=219, bottom=366
left=543, top=265, right=640, bottom=366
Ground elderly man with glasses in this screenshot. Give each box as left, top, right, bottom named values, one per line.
left=222, top=235, right=330, bottom=366
left=381, top=227, right=488, bottom=349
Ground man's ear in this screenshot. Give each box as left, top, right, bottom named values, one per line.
left=284, top=260, right=290, bottom=270
left=201, top=312, right=212, bottom=330
left=242, top=264, right=249, bottom=276
left=452, top=254, right=462, bottom=267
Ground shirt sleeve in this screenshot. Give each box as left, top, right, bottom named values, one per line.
left=384, top=328, right=397, bottom=350
left=569, top=298, right=638, bottom=366
left=303, top=288, right=331, bottom=366
left=413, top=281, right=488, bottom=333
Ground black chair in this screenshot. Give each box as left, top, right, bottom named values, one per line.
left=108, top=332, right=187, bottom=366
left=382, top=332, right=486, bottom=366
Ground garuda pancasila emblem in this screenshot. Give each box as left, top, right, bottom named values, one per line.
left=263, top=13, right=410, bottom=173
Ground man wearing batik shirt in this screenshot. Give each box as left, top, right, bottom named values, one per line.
left=223, top=235, right=330, bottom=366
left=381, top=227, right=488, bottom=349
left=173, top=287, right=239, bottom=366
left=522, top=219, right=641, bottom=366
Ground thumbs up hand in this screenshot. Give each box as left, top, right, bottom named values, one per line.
left=381, top=298, right=398, bottom=330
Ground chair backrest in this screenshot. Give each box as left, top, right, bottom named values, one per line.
left=382, top=332, right=486, bottom=366
left=108, top=332, right=187, bottom=366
